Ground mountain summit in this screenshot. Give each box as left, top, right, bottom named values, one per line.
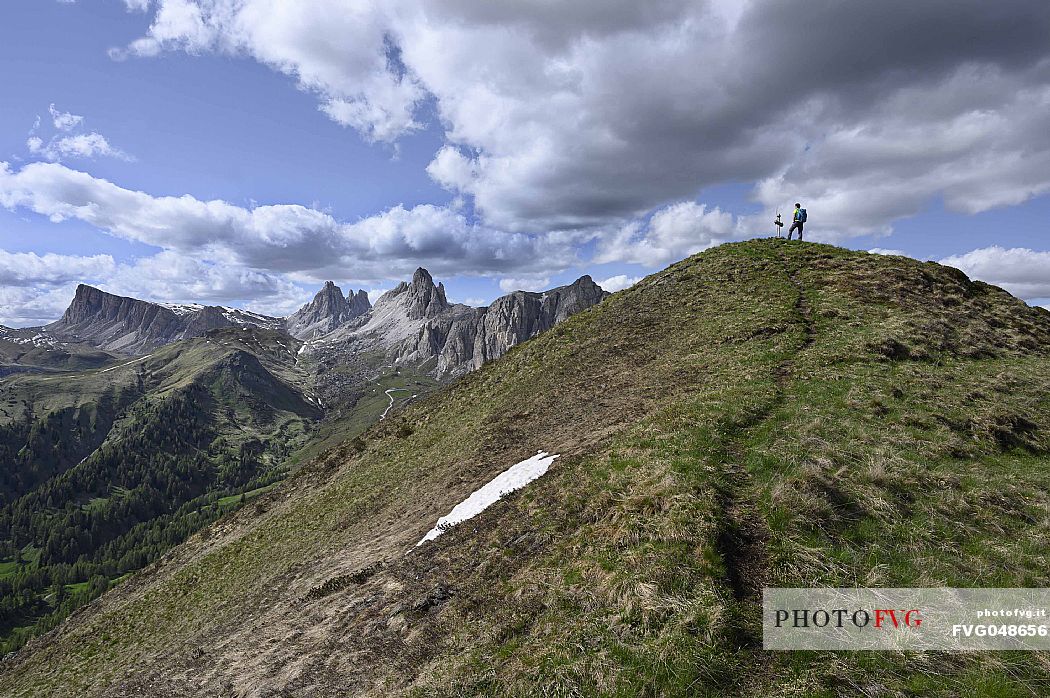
left=46, top=285, right=282, bottom=354
left=377, top=267, right=450, bottom=320
left=285, top=281, right=371, bottom=340
left=9, top=240, right=1049, bottom=696
left=47, top=284, right=185, bottom=353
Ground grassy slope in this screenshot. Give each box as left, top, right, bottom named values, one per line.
left=4, top=240, right=1050, bottom=696
left=289, top=364, right=439, bottom=467
left=0, top=338, right=117, bottom=377
left=0, top=326, right=317, bottom=449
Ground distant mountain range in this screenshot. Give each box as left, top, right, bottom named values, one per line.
left=44, top=283, right=284, bottom=355
left=2, top=268, right=607, bottom=379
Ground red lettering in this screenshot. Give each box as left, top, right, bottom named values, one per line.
left=874, top=609, right=899, bottom=628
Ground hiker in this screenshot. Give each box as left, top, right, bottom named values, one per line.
left=788, top=203, right=806, bottom=240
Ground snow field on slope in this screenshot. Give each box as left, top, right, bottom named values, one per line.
left=416, top=451, right=559, bottom=547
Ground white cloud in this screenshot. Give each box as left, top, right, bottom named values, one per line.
left=0, top=249, right=120, bottom=327
left=26, top=105, right=131, bottom=162
left=426, top=146, right=475, bottom=192
left=752, top=73, right=1050, bottom=241
left=0, top=250, right=115, bottom=286
left=0, top=284, right=80, bottom=326
left=366, top=288, right=391, bottom=304
left=498, top=276, right=550, bottom=293
left=34, top=133, right=132, bottom=162
left=868, top=248, right=908, bottom=257
left=106, top=251, right=308, bottom=311
left=940, top=246, right=1050, bottom=299
left=116, top=1, right=1050, bottom=242
left=49, top=104, right=84, bottom=132
left=0, top=162, right=576, bottom=281
left=596, top=274, right=642, bottom=293
left=595, top=201, right=738, bottom=266
left=112, top=0, right=423, bottom=142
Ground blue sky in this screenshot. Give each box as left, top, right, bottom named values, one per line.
left=1, top=0, right=1049, bottom=325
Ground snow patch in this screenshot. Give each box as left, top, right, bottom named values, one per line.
left=220, top=307, right=283, bottom=328
left=416, top=451, right=559, bottom=547
left=0, top=328, right=59, bottom=348
left=162, top=302, right=204, bottom=316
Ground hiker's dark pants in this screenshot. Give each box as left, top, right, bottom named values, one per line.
left=788, top=221, right=803, bottom=240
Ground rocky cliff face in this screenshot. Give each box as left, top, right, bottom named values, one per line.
left=348, top=288, right=371, bottom=317
left=378, top=268, right=450, bottom=320
left=347, top=268, right=454, bottom=345
left=42, top=271, right=606, bottom=374
left=181, top=306, right=236, bottom=340
left=286, top=281, right=371, bottom=340
left=45, top=285, right=282, bottom=355
left=47, top=284, right=186, bottom=354
left=396, top=275, right=608, bottom=375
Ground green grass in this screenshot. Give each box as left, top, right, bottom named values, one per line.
left=216, top=482, right=279, bottom=508
left=289, top=364, right=439, bottom=465
left=0, top=558, right=20, bottom=578
left=64, top=581, right=90, bottom=596
left=0, top=545, right=41, bottom=579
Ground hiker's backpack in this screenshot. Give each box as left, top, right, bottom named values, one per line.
left=799, top=208, right=808, bottom=223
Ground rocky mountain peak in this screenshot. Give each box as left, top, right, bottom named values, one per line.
left=407, top=267, right=448, bottom=319
left=285, top=281, right=371, bottom=340
left=348, top=289, right=371, bottom=316
left=180, top=306, right=234, bottom=339
left=412, top=267, right=434, bottom=288
left=394, top=274, right=610, bottom=376
left=315, top=281, right=348, bottom=310
left=60, top=284, right=165, bottom=326
left=376, top=267, right=449, bottom=321
left=47, top=285, right=183, bottom=353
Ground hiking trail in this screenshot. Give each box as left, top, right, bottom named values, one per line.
left=711, top=245, right=816, bottom=647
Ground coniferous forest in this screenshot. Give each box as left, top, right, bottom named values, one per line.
left=0, top=346, right=315, bottom=654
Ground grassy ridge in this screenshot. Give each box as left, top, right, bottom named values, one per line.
left=2, top=240, right=1049, bottom=696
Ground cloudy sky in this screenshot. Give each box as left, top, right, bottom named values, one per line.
left=2, top=0, right=1049, bottom=325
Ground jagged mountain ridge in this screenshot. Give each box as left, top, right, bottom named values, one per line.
left=398, top=274, right=608, bottom=375
left=26, top=269, right=606, bottom=375
left=285, top=281, right=371, bottom=340
left=298, top=267, right=608, bottom=377
left=43, top=284, right=283, bottom=355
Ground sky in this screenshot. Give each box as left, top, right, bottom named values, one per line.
left=1, top=0, right=1049, bottom=326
